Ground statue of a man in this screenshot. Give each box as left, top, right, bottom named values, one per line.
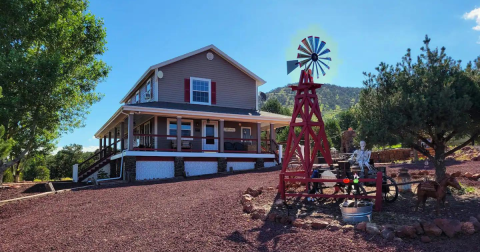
left=348, top=140, right=372, bottom=175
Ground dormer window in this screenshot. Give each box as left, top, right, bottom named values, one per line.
left=190, top=77, right=211, bottom=105
left=135, top=90, right=140, bottom=103
left=146, top=80, right=151, bottom=95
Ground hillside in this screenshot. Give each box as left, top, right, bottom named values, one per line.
left=263, top=83, right=362, bottom=116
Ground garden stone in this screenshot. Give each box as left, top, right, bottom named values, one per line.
left=241, top=194, right=253, bottom=205
left=421, top=222, right=442, bottom=237
left=469, top=217, right=480, bottom=231
left=366, top=223, right=380, bottom=235
left=292, top=219, right=304, bottom=228
left=355, top=222, right=367, bottom=232
left=243, top=202, right=255, bottom=213
left=381, top=229, right=394, bottom=240
left=434, top=219, right=462, bottom=238
left=461, top=222, right=475, bottom=235
left=395, top=225, right=417, bottom=238
left=420, top=235, right=431, bottom=243
left=311, top=220, right=329, bottom=229
left=413, top=222, right=424, bottom=235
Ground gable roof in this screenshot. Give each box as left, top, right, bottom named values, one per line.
left=119, top=44, right=266, bottom=103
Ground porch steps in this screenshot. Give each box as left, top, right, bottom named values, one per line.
left=78, top=156, right=112, bottom=182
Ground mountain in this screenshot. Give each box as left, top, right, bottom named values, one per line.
left=263, top=83, right=362, bottom=116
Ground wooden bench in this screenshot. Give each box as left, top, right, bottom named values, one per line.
left=171, top=140, right=192, bottom=149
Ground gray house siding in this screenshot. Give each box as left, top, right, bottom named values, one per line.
left=156, top=50, right=257, bottom=110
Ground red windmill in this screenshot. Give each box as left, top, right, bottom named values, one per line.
left=279, top=36, right=333, bottom=199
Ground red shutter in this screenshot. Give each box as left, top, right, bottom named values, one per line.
left=211, top=81, right=216, bottom=104
left=184, top=78, right=190, bottom=102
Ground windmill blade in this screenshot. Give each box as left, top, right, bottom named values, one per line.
left=301, top=38, right=313, bottom=54
left=319, top=57, right=332, bottom=61
left=319, top=60, right=330, bottom=70
left=316, top=61, right=326, bottom=76
left=298, top=45, right=311, bottom=55
left=319, top=48, right=331, bottom=56
left=305, top=60, right=313, bottom=72
left=298, top=58, right=310, bottom=67
left=308, top=36, right=315, bottom=54
left=316, top=41, right=326, bottom=54
left=287, top=60, right=299, bottom=74
left=312, top=61, right=316, bottom=78
left=314, top=37, right=320, bottom=54
left=315, top=61, right=320, bottom=78
left=297, top=53, right=310, bottom=59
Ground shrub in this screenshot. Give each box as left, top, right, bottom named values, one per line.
left=24, top=166, right=50, bottom=181
left=2, top=169, right=14, bottom=183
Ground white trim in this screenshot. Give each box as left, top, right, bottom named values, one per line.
left=166, top=118, right=193, bottom=140
left=119, top=45, right=266, bottom=103
left=190, top=77, right=211, bottom=105
left=111, top=151, right=275, bottom=160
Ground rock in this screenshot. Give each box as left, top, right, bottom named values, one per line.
left=12, top=185, right=21, bottom=189
left=243, top=203, right=255, bottom=213
left=452, top=171, right=462, bottom=177
left=393, top=237, right=402, bottom=242
left=292, top=219, right=304, bottom=228
left=420, top=235, right=431, bottom=243
left=241, top=194, right=253, bottom=205
left=244, top=187, right=261, bottom=197
left=381, top=224, right=395, bottom=231
left=434, top=219, right=462, bottom=238
left=421, top=222, right=443, bottom=237
left=381, top=229, right=395, bottom=240
left=251, top=210, right=266, bottom=220
left=464, top=172, right=473, bottom=178
left=266, top=186, right=275, bottom=191
left=471, top=174, right=480, bottom=180
left=327, top=224, right=341, bottom=231
left=413, top=222, right=424, bottom=235
left=461, top=222, right=475, bottom=235
left=274, top=199, right=284, bottom=207
left=366, top=223, right=380, bottom=235
left=342, top=225, right=354, bottom=231
left=267, top=213, right=277, bottom=222
left=470, top=217, right=480, bottom=232
left=355, top=222, right=367, bottom=232
left=395, top=225, right=417, bottom=238
left=311, top=220, right=329, bottom=229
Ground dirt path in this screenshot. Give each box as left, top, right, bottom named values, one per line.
left=1, top=166, right=479, bottom=252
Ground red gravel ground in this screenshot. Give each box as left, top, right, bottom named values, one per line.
left=1, top=165, right=479, bottom=252
left=0, top=182, right=83, bottom=201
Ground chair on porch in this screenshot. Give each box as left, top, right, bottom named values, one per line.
left=224, top=142, right=235, bottom=151
left=233, top=142, right=245, bottom=151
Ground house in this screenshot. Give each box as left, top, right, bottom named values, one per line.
left=74, top=45, right=291, bottom=182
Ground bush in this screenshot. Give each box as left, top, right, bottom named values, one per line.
left=23, top=165, right=50, bottom=181
left=2, top=169, right=14, bottom=183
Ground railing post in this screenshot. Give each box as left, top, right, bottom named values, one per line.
left=108, top=131, right=112, bottom=155
left=103, top=136, right=107, bottom=157
left=375, top=171, right=382, bottom=212
left=114, top=127, right=118, bottom=153
left=99, top=138, right=103, bottom=159
left=176, top=116, right=182, bottom=152
left=256, top=122, right=261, bottom=154
left=219, top=119, right=224, bottom=153
left=120, top=121, right=125, bottom=151
left=270, top=124, right=275, bottom=152
left=73, top=164, right=78, bottom=182
left=128, top=113, right=134, bottom=150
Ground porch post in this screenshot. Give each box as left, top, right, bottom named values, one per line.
left=219, top=119, right=224, bottom=153
left=257, top=122, right=261, bottom=154
left=270, top=123, right=275, bottom=152
left=176, top=116, right=182, bottom=152
left=103, top=136, right=107, bottom=157
left=120, top=121, right=125, bottom=151
left=128, top=113, right=134, bottom=150
left=108, top=131, right=112, bottom=154
left=154, top=116, right=158, bottom=150
left=114, top=127, right=118, bottom=153
left=99, top=138, right=103, bottom=158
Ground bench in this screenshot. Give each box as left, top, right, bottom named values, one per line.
left=171, top=140, right=192, bottom=149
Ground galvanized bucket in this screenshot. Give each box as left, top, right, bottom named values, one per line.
left=340, top=203, right=373, bottom=223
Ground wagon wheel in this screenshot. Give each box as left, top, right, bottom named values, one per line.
left=382, top=176, right=398, bottom=203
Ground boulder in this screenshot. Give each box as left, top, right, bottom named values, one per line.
left=241, top=194, right=253, bottom=205
left=469, top=217, right=480, bottom=232
left=434, top=219, right=462, bottom=238
left=413, top=222, right=424, bottom=235
left=395, top=225, right=417, bottom=238
left=464, top=172, right=473, bottom=178
left=420, top=235, right=431, bottom=243
left=366, top=223, right=380, bottom=235
left=355, top=222, right=367, bottom=232
left=292, top=219, right=304, bottom=228
left=311, top=220, right=329, bottom=230
left=421, top=222, right=442, bottom=237
left=381, top=229, right=395, bottom=240
left=461, top=222, right=475, bottom=235
left=452, top=171, right=462, bottom=177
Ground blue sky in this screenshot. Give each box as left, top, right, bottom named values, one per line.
left=55, top=0, right=480, bottom=153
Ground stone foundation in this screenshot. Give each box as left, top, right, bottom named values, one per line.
left=255, top=158, right=264, bottom=169
left=124, top=156, right=136, bottom=182
left=174, top=157, right=185, bottom=177
left=218, top=158, right=227, bottom=173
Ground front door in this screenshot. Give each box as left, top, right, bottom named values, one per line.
left=202, top=120, right=218, bottom=151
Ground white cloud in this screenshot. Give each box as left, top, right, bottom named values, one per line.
left=82, top=146, right=98, bottom=152
left=51, top=147, right=62, bottom=155
left=88, top=136, right=96, bottom=142
left=463, top=7, right=480, bottom=31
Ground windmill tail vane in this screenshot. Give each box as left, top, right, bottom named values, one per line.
left=287, top=36, right=332, bottom=78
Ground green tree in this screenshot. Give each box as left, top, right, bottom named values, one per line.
left=47, top=144, right=96, bottom=179
left=0, top=0, right=110, bottom=184
left=337, top=107, right=359, bottom=131
left=324, top=118, right=342, bottom=150
left=261, top=98, right=291, bottom=116
left=357, top=36, right=480, bottom=181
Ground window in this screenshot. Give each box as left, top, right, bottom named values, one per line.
left=190, top=77, right=211, bottom=105
left=135, top=90, right=140, bottom=103
left=167, top=119, right=193, bottom=140
left=145, top=80, right=151, bottom=100
left=127, top=98, right=131, bottom=104
left=143, top=121, right=151, bottom=147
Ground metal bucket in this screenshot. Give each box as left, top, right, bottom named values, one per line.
left=340, top=203, right=373, bottom=223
